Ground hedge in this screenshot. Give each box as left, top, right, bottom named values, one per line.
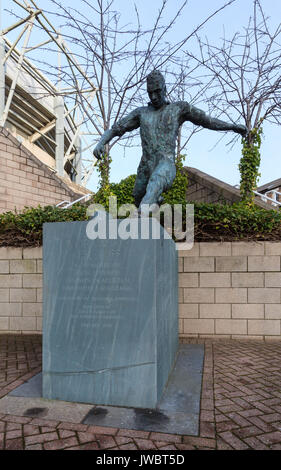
left=1, top=199, right=281, bottom=247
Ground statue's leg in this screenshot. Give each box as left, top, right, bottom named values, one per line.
left=133, top=164, right=149, bottom=208
left=140, top=158, right=176, bottom=207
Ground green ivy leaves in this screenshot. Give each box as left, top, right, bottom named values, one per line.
left=94, top=154, right=188, bottom=208
left=1, top=199, right=280, bottom=247
left=0, top=204, right=89, bottom=246
left=1, top=145, right=281, bottom=247
left=192, top=201, right=281, bottom=239
left=239, top=127, right=263, bottom=206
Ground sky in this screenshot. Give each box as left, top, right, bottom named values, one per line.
left=2, top=0, right=281, bottom=192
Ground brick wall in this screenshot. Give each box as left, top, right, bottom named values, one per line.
left=0, top=246, right=42, bottom=333
left=185, top=167, right=242, bottom=205
left=1, top=242, right=281, bottom=340
left=185, top=166, right=272, bottom=210
left=0, top=127, right=83, bottom=213
left=178, top=241, right=281, bottom=341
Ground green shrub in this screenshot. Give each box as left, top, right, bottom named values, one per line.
left=93, top=154, right=188, bottom=208
left=1, top=186, right=281, bottom=248
left=110, top=174, right=137, bottom=206
left=192, top=201, right=281, bottom=241
left=94, top=174, right=137, bottom=208
left=0, top=204, right=88, bottom=246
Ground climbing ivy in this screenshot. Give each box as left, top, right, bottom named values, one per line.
left=239, top=127, right=262, bottom=206
left=93, top=153, right=115, bottom=211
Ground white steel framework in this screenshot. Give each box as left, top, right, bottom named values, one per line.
left=0, top=0, right=99, bottom=186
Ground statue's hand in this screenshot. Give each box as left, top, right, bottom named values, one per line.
left=93, top=142, right=105, bottom=160
left=235, top=124, right=247, bottom=137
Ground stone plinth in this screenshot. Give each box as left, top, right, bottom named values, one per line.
left=42, top=218, right=178, bottom=409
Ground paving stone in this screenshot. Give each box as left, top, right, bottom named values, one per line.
left=118, top=443, right=138, bottom=450
left=157, top=444, right=177, bottom=450
left=6, top=422, right=21, bottom=431
left=176, top=443, right=196, bottom=450
left=244, top=437, right=269, bottom=450
left=233, top=425, right=263, bottom=439
left=57, top=422, right=89, bottom=432
left=29, top=418, right=59, bottom=428
left=200, top=410, right=215, bottom=422
left=252, top=402, right=276, bottom=414
left=87, top=425, right=118, bottom=436
left=218, top=431, right=249, bottom=450
left=24, top=431, right=59, bottom=445
left=117, top=428, right=150, bottom=439
left=5, top=429, right=22, bottom=440
left=2, top=415, right=31, bottom=424
left=216, top=438, right=233, bottom=450
left=1, top=335, right=281, bottom=451
left=216, top=421, right=240, bottom=432
left=257, top=431, right=281, bottom=445
left=247, top=416, right=276, bottom=433
left=114, top=436, right=134, bottom=446
left=5, top=437, right=24, bottom=450
left=40, top=427, right=58, bottom=434
left=199, top=421, right=216, bottom=438
left=134, top=438, right=157, bottom=450
left=0, top=433, right=4, bottom=450
left=238, top=409, right=263, bottom=418
left=272, top=422, right=281, bottom=432
left=95, top=435, right=116, bottom=449
left=23, top=424, right=40, bottom=436
left=66, top=441, right=99, bottom=450
left=149, top=432, right=182, bottom=443
left=183, top=436, right=216, bottom=448
left=77, top=431, right=98, bottom=444
left=260, top=413, right=281, bottom=423
left=269, top=443, right=281, bottom=450
left=43, top=436, right=79, bottom=450
left=58, top=429, right=76, bottom=439
left=25, top=443, right=43, bottom=450
left=201, top=398, right=214, bottom=410
left=226, top=412, right=252, bottom=427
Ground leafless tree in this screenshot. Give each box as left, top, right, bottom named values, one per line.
left=184, top=0, right=281, bottom=201
left=186, top=0, right=281, bottom=145
left=44, top=0, right=239, bottom=183
left=6, top=0, right=238, bottom=186
left=166, top=63, right=212, bottom=159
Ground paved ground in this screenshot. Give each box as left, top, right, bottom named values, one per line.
left=0, top=335, right=281, bottom=451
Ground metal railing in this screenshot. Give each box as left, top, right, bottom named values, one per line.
left=254, top=190, right=281, bottom=207
left=56, top=194, right=92, bottom=209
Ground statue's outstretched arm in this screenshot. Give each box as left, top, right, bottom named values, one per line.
left=93, top=109, right=140, bottom=160
left=183, top=103, right=247, bottom=136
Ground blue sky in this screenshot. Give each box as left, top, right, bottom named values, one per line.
left=2, top=0, right=281, bottom=191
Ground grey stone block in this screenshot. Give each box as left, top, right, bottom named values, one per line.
left=42, top=218, right=178, bottom=409
left=8, top=344, right=204, bottom=436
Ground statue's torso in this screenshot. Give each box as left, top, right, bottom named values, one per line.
left=139, top=103, right=182, bottom=163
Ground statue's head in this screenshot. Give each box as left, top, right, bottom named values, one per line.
left=147, top=70, right=167, bottom=109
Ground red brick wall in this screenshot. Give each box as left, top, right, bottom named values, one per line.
left=0, top=128, right=77, bottom=214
